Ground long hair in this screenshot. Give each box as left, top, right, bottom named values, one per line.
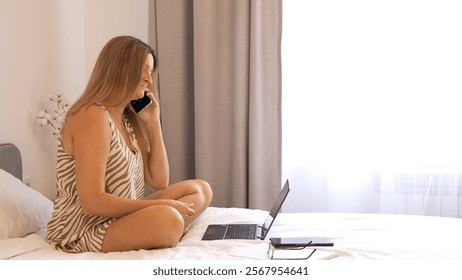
left=67, top=36, right=156, bottom=117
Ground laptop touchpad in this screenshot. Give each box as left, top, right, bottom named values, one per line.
left=202, top=224, right=228, bottom=240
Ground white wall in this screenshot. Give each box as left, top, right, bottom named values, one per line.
left=84, top=0, right=149, bottom=78
left=0, top=0, right=148, bottom=199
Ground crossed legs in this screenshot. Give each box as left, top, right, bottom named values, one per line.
left=101, top=179, right=212, bottom=252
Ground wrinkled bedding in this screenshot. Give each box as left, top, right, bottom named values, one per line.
left=2, top=207, right=462, bottom=260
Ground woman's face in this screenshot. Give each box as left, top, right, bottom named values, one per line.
left=134, top=53, right=154, bottom=99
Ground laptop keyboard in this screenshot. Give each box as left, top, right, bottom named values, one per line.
left=224, top=224, right=257, bottom=239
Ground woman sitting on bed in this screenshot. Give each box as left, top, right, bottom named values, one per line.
left=46, top=36, right=213, bottom=253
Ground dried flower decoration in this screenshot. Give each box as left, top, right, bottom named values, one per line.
left=37, top=91, right=70, bottom=139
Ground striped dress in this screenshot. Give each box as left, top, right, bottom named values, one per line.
left=46, top=108, right=145, bottom=253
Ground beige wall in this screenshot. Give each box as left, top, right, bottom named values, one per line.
left=0, top=0, right=148, bottom=199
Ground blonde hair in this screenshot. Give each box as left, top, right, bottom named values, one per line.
left=67, top=36, right=156, bottom=117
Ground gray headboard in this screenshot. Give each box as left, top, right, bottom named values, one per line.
left=0, top=143, right=23, bottom=180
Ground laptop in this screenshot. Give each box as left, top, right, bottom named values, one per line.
left=201, top=180, right=290, bottom=240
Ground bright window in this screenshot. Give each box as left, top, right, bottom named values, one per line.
left=282, top=0, right=462, bottom=216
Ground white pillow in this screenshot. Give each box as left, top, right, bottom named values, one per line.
left=0, top=169, right=53, bottom=240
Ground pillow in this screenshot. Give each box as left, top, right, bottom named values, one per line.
left=0, top=169, right=53, bottom=240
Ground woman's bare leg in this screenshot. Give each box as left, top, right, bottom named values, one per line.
left=144, top=179, right=213, bottom=227
left=101, top=179, right=212, bottom=252
left=101, top=205, right=184, bottom=252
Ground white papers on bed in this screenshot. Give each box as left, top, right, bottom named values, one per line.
left=227, top=243, right=337, bottom=260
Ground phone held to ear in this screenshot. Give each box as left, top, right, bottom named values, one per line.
left=130, top=92, right=152, bottom=113
left=270, top=237, right=334, bottom=248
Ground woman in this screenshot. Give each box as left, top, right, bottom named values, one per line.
left=46, top=36, right=213, bottom=253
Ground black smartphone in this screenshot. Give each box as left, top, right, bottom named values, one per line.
left=130, top=92, right=152, bottom=113
left=270, top=237, right=334, bottom=248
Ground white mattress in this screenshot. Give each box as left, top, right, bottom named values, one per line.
left=2, top=206, right=462, bottom=260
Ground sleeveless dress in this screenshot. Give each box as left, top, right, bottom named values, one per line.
left=46, top=107, right=145, bottom=253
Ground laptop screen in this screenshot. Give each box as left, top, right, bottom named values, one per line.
left=261, top=180, right=290, bottom=238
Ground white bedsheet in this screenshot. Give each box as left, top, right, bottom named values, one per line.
left=1, top=207, right=462, bottom=260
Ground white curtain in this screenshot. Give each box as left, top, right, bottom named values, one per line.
left=282, top=0, right=462, bottom=217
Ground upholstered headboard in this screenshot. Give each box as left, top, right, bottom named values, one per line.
left=0, top=143, right=23, bottom=181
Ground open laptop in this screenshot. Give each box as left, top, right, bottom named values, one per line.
left=201, top=180, right=290, bottom=240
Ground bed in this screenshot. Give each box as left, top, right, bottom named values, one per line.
left=2, top=142, right=462, bottom=261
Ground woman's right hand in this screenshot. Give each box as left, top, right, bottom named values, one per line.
left=136, top=89, right=161, bottom=124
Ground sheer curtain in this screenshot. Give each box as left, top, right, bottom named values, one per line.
left=282, top=0, right=462, bottom=217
